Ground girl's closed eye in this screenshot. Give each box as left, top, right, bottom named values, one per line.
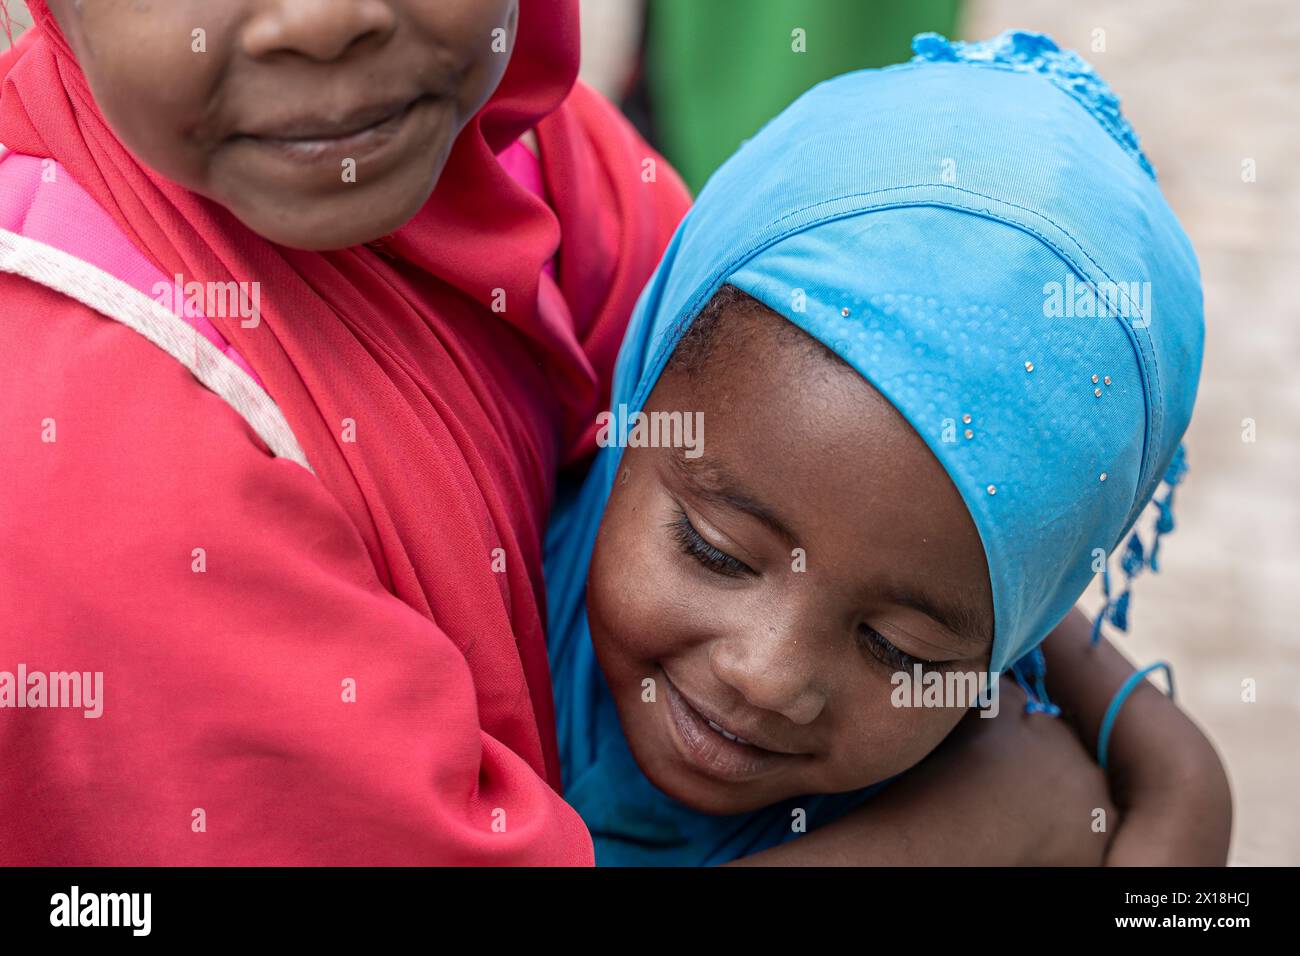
left=669, top=504, right=954, bottom=673
left=857, top=624, right=937, bottom=674
left=668, top=507, right=753, bottom=578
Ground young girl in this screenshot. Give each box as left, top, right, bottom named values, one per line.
left=0, top=1, right=690, bottom=863
left=545, top=31, right=1232, bottom=865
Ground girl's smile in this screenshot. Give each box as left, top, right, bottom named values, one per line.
left=236, top=92, right=431, bottom=144
left=662, top=667, right=811, bottom=784
left=230, top=92, right=447, bottom=182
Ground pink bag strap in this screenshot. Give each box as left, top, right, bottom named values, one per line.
left=0, top=145, right=311, bottom=470
left=0, top=137, right=554, bottom=475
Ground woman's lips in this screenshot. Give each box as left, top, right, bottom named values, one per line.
left=233, top=95, right=433, bottom=165
left=663, top=674, right=798, bottom=783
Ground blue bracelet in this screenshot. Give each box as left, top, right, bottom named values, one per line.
left=1097, top=661, right=1175, bottom=771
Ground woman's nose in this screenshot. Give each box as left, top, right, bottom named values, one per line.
left=242, top=1, right=397, bottom=62
left=709, top=620, right=828, bottom=725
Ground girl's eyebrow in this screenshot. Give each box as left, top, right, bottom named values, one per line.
left=669, top=454, right=798, bottom=546
left=882, top=584, right=994, bottom=652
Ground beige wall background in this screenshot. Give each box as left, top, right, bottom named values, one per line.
left=4, top=2, right=1296, bottom=865
left=958, top=0, right=1300, bottom=867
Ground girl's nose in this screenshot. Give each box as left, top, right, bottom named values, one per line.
left=242, top=1, right=397, bottom=62
left=709, top=620, right=828, bottom=726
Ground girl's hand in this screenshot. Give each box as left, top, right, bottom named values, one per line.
left=916, top=677, right=1117, bottom=866
left=1042, top=609, right=1233, bottom=866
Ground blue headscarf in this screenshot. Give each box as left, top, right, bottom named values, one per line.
left=545, top=31, right=1204, bottom=865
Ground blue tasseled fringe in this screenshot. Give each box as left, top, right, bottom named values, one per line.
left=1092, top=444, right=1189, bottom=644
left=1010, top=646, right=1062, bottom=716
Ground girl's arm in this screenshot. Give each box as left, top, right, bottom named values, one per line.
left=730, top=677, right=1115, bottom=866
left=1041, top=608, right=1233, bottom=865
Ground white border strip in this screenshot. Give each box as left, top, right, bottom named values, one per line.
left=0, top=226, right=312, bottom=473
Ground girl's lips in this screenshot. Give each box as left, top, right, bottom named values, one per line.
left=663, top=675, right=795, bottom=783
left=234, top=95, right=434, bottom=166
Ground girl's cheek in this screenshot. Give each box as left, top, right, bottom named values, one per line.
left=587, top=483, right=652, bottom=660
left=828, top=687, right=967, bottom=789
left=69, top=13, right=228, bottom=185
left=407, top=0, right=515, bottom=105
left=589, top=468, right=714, bottom=665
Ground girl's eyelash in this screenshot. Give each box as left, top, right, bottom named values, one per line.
left=857, top=625, right=946, bottom=674
left=669, top=508, right=752, bottom=578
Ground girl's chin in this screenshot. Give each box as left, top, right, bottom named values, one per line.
left=642, top=763, right=792, bottom=817
left=230, top=186, right=430, bottom=250
left=622, top=721, right=798, bottom=817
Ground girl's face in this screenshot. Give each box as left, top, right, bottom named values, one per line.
left=46, top=0, right=517, bottom=250
left=586, top=300, right=997, bottom=814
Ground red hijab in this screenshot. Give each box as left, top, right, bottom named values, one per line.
left=0, top=2, right=688, bottom=862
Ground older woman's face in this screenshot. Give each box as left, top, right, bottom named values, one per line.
left=46, top=0, right=517, bottom=249
left=586, top=300, right=996, bottom=814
